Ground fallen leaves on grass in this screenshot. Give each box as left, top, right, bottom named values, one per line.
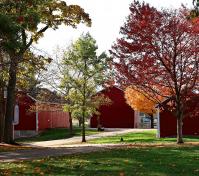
left=119, top=172, right=125, bottom=176
left=0, top=143, right=33, bottom=152
left=34, top=167, right=45, bottom=175
left=1, top=169, right=12, bottom=176
left=125, top=142, right=199, bottom=149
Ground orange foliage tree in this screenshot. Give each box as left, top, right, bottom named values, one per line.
left=125, top=86, right=156, bottom=128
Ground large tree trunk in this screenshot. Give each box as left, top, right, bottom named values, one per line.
left=176, top=101, right=184, bottom=144
left=82, top=111, right=86, bottom=142
left=0, top=87, right=5, bottom=142
left=4, top=58, right=17, bottom=144
left=81, top=57, right=86, bottom=143
left=177, top=117, right=183, bottom=144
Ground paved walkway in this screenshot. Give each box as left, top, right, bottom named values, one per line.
left=0, top=144, right=129, bottom=162
left=0, top=129, right=154, bottom=162
left=24, top=129, right=154, bottom=148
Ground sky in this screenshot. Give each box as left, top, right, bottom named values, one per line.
left=35, top=0, right=193, bottom=56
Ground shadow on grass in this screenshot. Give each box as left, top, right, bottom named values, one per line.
left=89, top=131, right=199, bottom=144
left=1, top=146, right=199, bottom=176
left=16, top=127, right=99, bottom=143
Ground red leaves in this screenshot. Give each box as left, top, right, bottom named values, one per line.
left=110, top=1, right=199, bottom=114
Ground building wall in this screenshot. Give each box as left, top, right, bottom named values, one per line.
left=38, top=111, right=70, bottom=130
left=159, top=111, right=176, bottom=137
left=160, top=110, right=199, bottom=137
left=14, top=93, right=70, bottom=138
left=90, top=86, right=134, bottom=128
left=14, top=93, right=36, bottom=131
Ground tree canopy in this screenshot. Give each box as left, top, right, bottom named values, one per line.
left=0, top=0, right=91, bottom=144
left=110, top=1, right=199, bottom=143
left=125, top=87, right=156, bottom=115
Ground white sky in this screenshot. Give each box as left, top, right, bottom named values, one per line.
left=35, top=0, right=193, bottom=56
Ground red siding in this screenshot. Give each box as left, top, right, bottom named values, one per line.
left=15, top=94, right=36, bottom=130
left=14, top=92, right=70, bottom=131
left=90, top=87, right=134, bottom=128
left=160, top=110, right=199, bottom=137
left=38, top=111, right=70, bottom=130
left=159, top=111, right=176, bottom=137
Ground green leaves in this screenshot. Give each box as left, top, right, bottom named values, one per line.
left=0, top=0, right=91, bottom=53
left=60, top=33, right=111, bottom=120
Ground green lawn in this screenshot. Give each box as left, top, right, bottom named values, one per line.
left=89, top=130, right=199, bottom=144
left=1, top=146, right=199, bottom=176
left=16, top=127, right=100, bottom=143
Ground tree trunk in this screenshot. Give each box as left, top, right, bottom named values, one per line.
left=176, top=99, right=184, bottom=144
left=82, top=111, right=86, bottom=142
left=0, top=87, right=5, bottom=142
left=177, top=117, right=183, bottom=144
left=97, top=115, right=102, bottom=131
left=4, top=58, right=17, bottom=144
left=81, top=56, right=87, bottom=143
left=150, top=115, right=154, bottom=129
left=78, top=118, right=82, bottom=127
left=69, top=112, right=73, bottom=135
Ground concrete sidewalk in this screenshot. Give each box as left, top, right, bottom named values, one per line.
left=23, top=129, right=154, bottom=147
left=0, top=144, right=128, bottom=162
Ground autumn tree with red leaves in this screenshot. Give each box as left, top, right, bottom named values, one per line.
left=110, top=1, right=199, bottom=144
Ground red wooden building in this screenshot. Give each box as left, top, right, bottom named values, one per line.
left=157, top=95, right=199, bottom=137
left=90, top=86, right=134, bottom=128
left=14, top=92, right=70, bottom=138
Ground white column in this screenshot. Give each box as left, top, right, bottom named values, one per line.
left=134, top=111, right=139, bottom=128
left=13, top=104, right=19, bottom=140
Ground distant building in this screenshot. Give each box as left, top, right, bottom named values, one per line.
left=90, top=86, right=135, bottom=128
left=14, top=92, right=69, bottom=138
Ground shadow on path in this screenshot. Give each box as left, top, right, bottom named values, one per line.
left=0, top=144, right=125, bottom=162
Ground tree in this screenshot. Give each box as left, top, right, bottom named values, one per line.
left=16, top=52, right=52, bottom=94
left=0, top=50, right=51, bottom=142
left=39, top=48, right=75, bottom=134
left=191, top=0, right=199, bottom=17
left=125, top=86, right=157, bottom=128
left=0, top=0, right=91, bottom=144
left=0, top=49, right=8, bottom=142
left=61, top=33, right=111, bottom=142
left=110, top=1, right=199, bottom=143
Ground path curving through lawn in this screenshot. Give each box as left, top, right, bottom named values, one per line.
left=22, top=128, right=154, bottom=147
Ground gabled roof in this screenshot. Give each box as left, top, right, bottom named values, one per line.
left=97, top=85, right=124, bottom=94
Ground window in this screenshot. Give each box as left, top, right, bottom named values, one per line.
left=139, top=112, right=145, bottom=116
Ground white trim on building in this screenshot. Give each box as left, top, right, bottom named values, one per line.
left=156, top=107, right=160, bottom=138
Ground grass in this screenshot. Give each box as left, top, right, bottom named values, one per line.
left=88, top=130, right=199, bottom=144
left=16, top=127, right=100, bottom=143
left=1, top=146, right=199, bottom=175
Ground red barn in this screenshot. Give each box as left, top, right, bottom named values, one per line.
left=14, top=92, right=70, bottom=138
left=90, top=86, right=134, bottom=128
left=157, top=95, right=199, bottom=137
